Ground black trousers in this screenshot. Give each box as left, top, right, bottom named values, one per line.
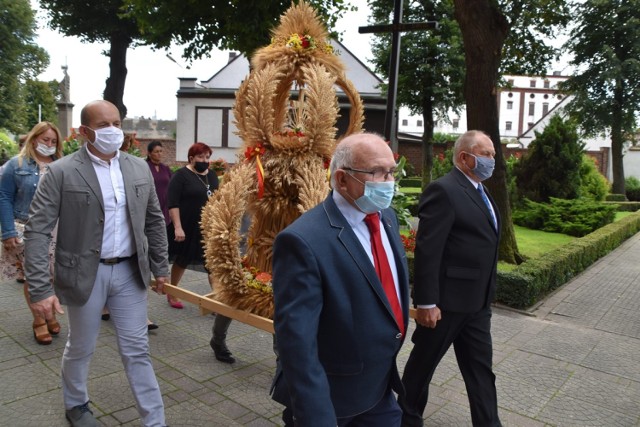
left=399, top=308, right=501, bottom=427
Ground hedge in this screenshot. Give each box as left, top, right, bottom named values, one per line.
left=604, top=201, right=640, bottom=212
left=495, top=210, right=640, bottom=309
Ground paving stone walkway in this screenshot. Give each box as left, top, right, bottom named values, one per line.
left=1, top=233, right=639, bottom=426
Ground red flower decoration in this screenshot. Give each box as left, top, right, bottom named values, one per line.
left=244, top=143, right=266, bottom=160
left=323, top=157, right=331, bottom=169
left=400, top=230, right=417, bottom=253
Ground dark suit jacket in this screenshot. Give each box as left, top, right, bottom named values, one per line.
left=271, top=193, right=410, bottom=426
left=413, top=168, right=500, bottom=313
left=24, top=147, right=169, bottom=305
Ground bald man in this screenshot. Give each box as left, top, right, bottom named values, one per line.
left=25, top=100, right=169, bottom=427
left=271, top=133, right=410, bottom=426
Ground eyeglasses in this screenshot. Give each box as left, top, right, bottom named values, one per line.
left=343, top=167, right=396, bottom=181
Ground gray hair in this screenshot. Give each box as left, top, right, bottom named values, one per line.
left=329, top=140, right=353, bottom=188
left=453, top=130, right=489, bottom=166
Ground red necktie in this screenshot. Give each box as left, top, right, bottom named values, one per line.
left=364, top=213, right=404, bottom=335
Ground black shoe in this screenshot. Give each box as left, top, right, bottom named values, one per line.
left=211, top=343, right=235, bottom=364
left=65, top=401, right=97, bottom=427
left=101, top=313, right=110, bottom=321
left=147, top=322, right=159, bottom=331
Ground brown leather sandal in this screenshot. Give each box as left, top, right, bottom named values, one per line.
left=32, top=322, right=52, bottom=345
left=46, top=319, right=61, bottom=335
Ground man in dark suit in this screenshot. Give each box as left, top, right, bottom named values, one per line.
left=399, top=130, right=502, bottom=427
left=271, top=133, right=410, bottom=427
left=25, top=100, right=169, bottom=427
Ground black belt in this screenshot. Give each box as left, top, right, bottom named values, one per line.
left=99, top=254, right=136, bottom=265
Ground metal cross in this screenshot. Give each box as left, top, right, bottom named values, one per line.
left=359, top=0, right=438, bottom=151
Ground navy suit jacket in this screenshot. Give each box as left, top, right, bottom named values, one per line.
left=413, top=168, right=500, bottom=312
left=271, top=192, right=410, bottom=426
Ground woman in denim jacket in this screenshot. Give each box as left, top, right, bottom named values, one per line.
left=0, top=122, right=64, bottom=345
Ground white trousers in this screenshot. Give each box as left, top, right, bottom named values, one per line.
left=61, top=259, right=165, bottom=427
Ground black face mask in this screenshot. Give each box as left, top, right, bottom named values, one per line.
left=194, top=161, right=209, bottom=173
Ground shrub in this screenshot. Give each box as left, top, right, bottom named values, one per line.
left=625, top=176, right=640, bottom=201
left=496, top=210, right=640, bottom=308
left=606, top=193, right=627, bottom=202
left=432, top=148, right=453, bottom=181
left=514, top=115, right=584, bottom=202
left=579, top=155, right=609, bottom=201
left=513, top=197, right=618, bottom=237
left=0, top=130, right=19, bottom=165
left=392, top=156, right=416, bottom=227
left=399, top=177, right=422, bottom=187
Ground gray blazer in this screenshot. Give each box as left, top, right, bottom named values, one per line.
left=24, top=147, right=169, bottom=306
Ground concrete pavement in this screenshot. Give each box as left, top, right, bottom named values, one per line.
left=1, top=233, right=639, bottom=426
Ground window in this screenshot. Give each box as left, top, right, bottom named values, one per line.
left=507, top=101, right=513, bottom=110
left=530, top=80, right=536, bottom=88
left=544, top=80, right=550, bottom=89
left=528, top=102, right=535, bottom=116
left=401, top=119, right=408, bottom=126
left=452, top=119, right=460, bottom=130
left=505, top=121, right=512, bottom=131
left=542, top=103, right=549, bottom=115
left=417, top=120, right=423, bottom=127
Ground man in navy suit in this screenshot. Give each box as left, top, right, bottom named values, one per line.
left=271, top=133, right=410, bottom=427
left=399, top=130, right=502, bottom=426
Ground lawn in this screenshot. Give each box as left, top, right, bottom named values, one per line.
left=399, top=183, right=634, bottom=272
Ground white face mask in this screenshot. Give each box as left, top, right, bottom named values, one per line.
left=87, top=126, right=123, bottom=154
left=36, top=143, right=56, bottom=157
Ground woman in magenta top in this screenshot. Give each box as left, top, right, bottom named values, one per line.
left=146, top=141, right=172, bottom=225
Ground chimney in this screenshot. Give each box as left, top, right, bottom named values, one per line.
left=228, top=52, right=237, bottom=63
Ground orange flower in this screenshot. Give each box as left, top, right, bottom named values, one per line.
left=255, top=272, right=272, bottom=284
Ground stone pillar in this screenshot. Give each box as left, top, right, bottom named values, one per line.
left=57, top=65, right=74, bottom=140
left=57, top=101, right=74, bottom=140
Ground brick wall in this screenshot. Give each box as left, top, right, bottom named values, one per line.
left=135, top=138, right=184, bottom=168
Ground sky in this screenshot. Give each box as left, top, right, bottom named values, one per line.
left=32, top=0, right=374, bottom=127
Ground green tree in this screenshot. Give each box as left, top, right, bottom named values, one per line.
left=514, top=115, right=584, bottom=202
left=452, top=0, right=570, bottom=263
left=369, top=0, right=466, bottom=188
left=560, top=0, right=640, bottom=194
left=39, top=0, right=351, bottom=119
left=0, top=0, right=50, bottom=133
left=39, top=0, right=140, bottom=118
left=123, top=0, right=352, bottom=60
left=22, top=80, right=60, bottom=130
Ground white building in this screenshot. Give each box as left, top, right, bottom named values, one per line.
left=398, top=73, right=570, bottom=142
left=174, top=40, right=386, bottom=164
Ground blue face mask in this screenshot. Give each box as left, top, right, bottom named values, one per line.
left=466, top=153, right=495, bottom=181
left=348, top=174, right=395, bottom=213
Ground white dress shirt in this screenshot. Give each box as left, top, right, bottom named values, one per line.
left=333, top=191, right=402, bottom=306
left=86, top=146, right=135, bottom=258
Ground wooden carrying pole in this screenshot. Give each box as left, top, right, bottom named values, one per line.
left=160, top=282, right=275, bottom=333
left=160, top=281, right=417, bottom=334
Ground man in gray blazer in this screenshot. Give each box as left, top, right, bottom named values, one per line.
left=25, top=100, right=169, bottom=427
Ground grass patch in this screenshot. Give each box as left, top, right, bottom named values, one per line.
left=615, top=211, right=633, bottom=221
left=498, top=225, right=575, bottom=272
left=401, top=187, right=422, bottom=195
